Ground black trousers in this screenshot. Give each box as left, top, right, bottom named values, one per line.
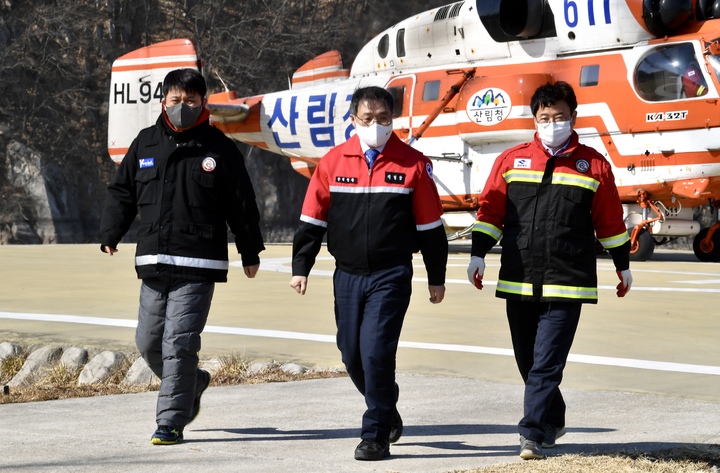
left=333, top=264, right=412, bottom=442
left=506, top=299, right=582, bottom=443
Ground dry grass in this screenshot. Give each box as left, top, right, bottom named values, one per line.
left=450, top=445, right=720, bottom=472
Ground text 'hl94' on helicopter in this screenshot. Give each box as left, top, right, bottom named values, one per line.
left=108, top=0, right=720, bottom=261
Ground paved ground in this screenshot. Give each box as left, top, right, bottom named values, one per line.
left=2, top=373, right=718, bottom=472
left=0, top=244, right=719, bottom=472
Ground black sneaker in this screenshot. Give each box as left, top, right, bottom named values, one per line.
left=541, top=424, right=566, bottom=448
left=389, top=383, right=403, bottom=443
left=151, top=426, right=184, bottom=445
left=519, top=435, right=545, bottom=460
left=189, top=369, right=211, bottom=424
left=354, top=439, right=390, bottom=461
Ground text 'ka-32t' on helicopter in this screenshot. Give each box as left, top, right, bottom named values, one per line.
left=108, top=0, right=720, bottom=262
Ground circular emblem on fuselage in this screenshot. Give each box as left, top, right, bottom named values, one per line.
left=202, top=157, right=217, bottom=172
left=466, top=87, right=512, bottom=126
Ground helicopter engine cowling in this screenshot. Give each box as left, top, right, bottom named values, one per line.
left=477, top=0, right=556, bottom=42
left=642, top=0, right=693, bottom=36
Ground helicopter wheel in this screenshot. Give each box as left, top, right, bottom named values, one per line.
left=693, top=228, right=720, bottom=262
left=629, top=228, right=655, bottom=261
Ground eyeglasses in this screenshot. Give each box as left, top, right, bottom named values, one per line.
left=353, top=115, right=392, bottom=127
left=536, top=116, right=571, bottom=124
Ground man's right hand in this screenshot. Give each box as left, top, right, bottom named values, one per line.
left=467, top=256, right=485, bottom=290
left=289, top=275, right=308, bottom=295
left=103, top=246, right=117, bottom=256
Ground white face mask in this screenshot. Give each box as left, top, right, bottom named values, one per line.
left=536, top=120, right=572, bottom=148
left=354, top=122, right=393, bottom=148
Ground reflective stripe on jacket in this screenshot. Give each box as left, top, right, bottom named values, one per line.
left=472, top=132, right=629, bottom=304
left=100, top=115, right=264, bottom=282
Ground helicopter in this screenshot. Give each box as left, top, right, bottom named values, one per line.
left=108, top=0, right=720, bottom=261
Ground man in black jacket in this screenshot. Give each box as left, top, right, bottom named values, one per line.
left=100, top=68, right=264, bottom=445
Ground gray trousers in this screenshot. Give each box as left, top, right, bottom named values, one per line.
left=136, top=279, right=215, bottom=429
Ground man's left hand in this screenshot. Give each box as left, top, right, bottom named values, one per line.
left=428, top=285, right=445, bottom=304
left=616, top=269, right=632, bottom=297
left=244, top=264, right=259, bottom=278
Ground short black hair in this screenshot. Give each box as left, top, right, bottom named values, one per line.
left=162, top=68, right=207, bottom=98
left=530, top=81, right=577, bottom=116
left=349, top=86, right=394, bottom=115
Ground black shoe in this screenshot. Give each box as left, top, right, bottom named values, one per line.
left=389, top=382, right=403, bottom=443
left=189, top=369, right=211, bottom=424
left=354, top=439, right=390, bottom=461
left=389, top=409, right=403, bottom=443
left=150, top=425, right=184, bottom=445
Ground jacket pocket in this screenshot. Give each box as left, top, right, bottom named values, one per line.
left=500, top=234, right=528, bottom=252
left=135, top=167, right=159, bottom=205
left=189, top=171, right=219, bottom=207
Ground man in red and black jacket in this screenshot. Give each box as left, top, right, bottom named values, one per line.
left=290, top=86, right=448, bottom=461
left=467, top=81, right=632, bottom=460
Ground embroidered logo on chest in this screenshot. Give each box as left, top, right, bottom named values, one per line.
left=575, top=159, right=590, bottom=173
left=139, top=157, right=155, bottom=168
left=385, top=172, right=406, bottom=184
left=335, top=176, right=358, bottom=184
left=514, top=158, right=531, bottom=169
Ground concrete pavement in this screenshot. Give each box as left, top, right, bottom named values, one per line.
left=2, top=373, right=718, bottom=472
left=0, top=243, right=719, bottom=471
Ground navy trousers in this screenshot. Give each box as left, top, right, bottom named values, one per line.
left=136, top=279, right=215, bottom=429
left=333, top=264, right=412, bottom=442
left=506, top=300, right=582, bottom=443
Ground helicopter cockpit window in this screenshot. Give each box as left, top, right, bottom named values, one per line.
left=635, top=43, right=709, bottom=101
left=387, top=86, right=405, bottom=117
left=423, top=80, right=441, bottom=101
left=378, top=34, right=390, bottom=59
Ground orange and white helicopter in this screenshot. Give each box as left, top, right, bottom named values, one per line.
left=108, top=0, right=720, bottom=261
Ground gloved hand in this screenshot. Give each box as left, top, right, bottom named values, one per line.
left=616, top=269, right=633, bottom=297
left=467, top=256, right=485, bottom=290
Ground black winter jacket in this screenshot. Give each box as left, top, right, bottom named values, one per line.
left=100, top=114, right=265, bottom=282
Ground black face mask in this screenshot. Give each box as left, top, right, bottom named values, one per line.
left=165, top=102, right=203, bottom=129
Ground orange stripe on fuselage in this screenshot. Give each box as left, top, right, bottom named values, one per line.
left=293, top=70, right=351, bottom=84
left=112, top=61, right=199, bottom=72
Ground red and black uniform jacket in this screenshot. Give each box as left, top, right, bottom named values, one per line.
left=292, top=133, right=448, bottom=285
left=100, top=113, right=265, bottom=282
left=471, top=132, right=630, bottom=303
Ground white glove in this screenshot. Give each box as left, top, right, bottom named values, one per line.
left=467, top=256, right=486, bottom=289
left=616, top=269, right=633, bottom=297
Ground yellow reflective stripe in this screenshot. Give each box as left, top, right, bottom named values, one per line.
left=497, top=281, right=599, bottom=299
left=542, top=284, right=597, bottom=299
left=502, top=169, right=543, bottom=184
left=551, top=172, right=599, bottom=192
left=472, top=221, right=502, bottom=241
left=598, top=230, right=631, bottom=249
left=497, top=279, right=533, bottom=296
